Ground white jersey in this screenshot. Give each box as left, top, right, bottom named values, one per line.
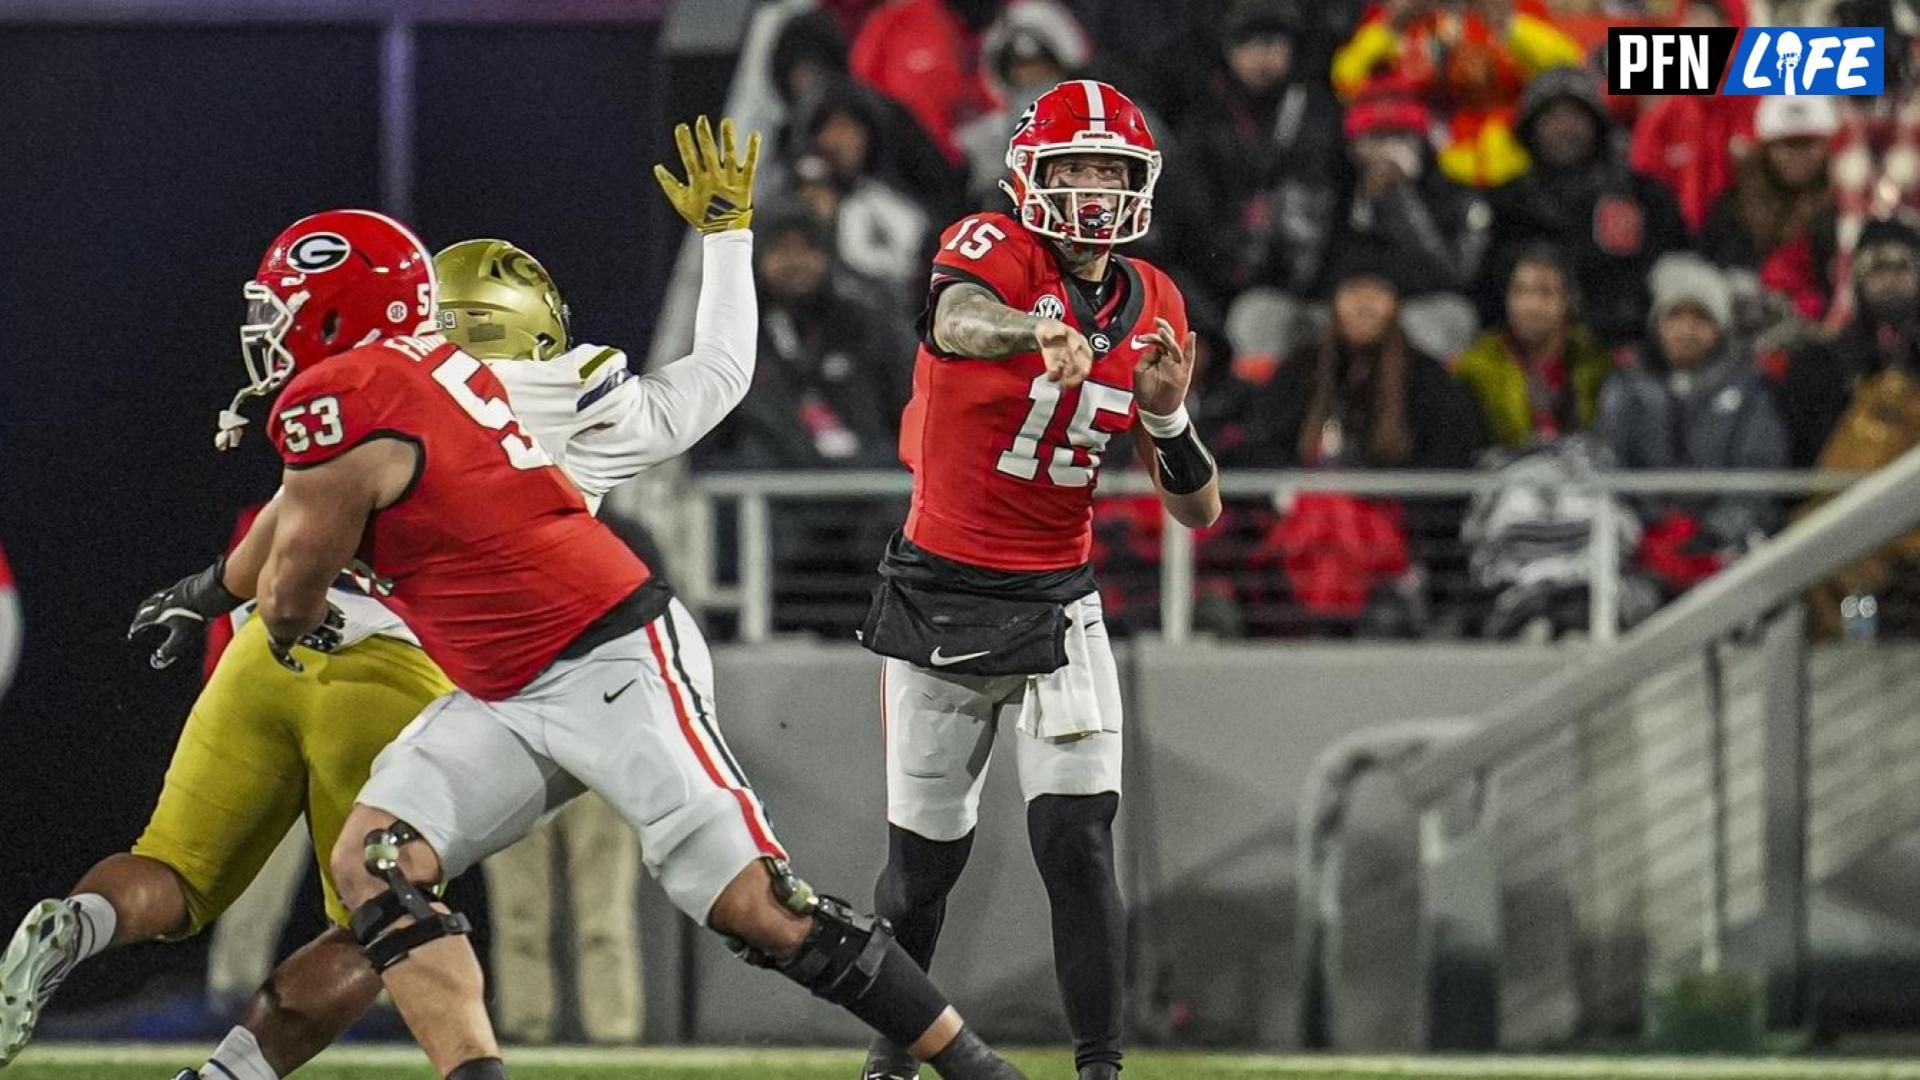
left=237, top=231, right=759, bottom=652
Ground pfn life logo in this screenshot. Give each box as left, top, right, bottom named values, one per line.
left=1606, top=26, right=1884, bottom=95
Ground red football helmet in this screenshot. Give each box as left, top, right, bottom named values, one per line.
left=1003, top=80, right=1162, bottom=245
left=218, top=208, right=436, bottom=449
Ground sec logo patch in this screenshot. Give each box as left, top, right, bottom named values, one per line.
left=1031, top=294, right=1065, bottom=320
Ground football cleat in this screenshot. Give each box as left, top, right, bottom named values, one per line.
left=0, top=900, right=81, bottom=1066
left=860, top=1034, right=920, bottom=1080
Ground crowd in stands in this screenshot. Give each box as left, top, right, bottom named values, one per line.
left=687, top=0, right=1920, bottom=640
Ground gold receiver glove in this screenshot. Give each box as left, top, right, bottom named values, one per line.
left=654, top=115, right=760, bottom=235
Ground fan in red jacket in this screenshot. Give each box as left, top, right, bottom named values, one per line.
left=850, top=0, right=1002, bottom=163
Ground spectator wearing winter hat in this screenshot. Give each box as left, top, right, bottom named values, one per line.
left=1332, top=0, right=1585, bottom=188
left=1598, top=253, right=1789, bottom=577
left=1330, top=78, right=1492, bottom=359
left=1775, top=214, right=1920, bottom=466
left=954, top=0, right=1093, bottom=210
left=1165, top=0, right=1344, bottom=305
left=1481, top=65, right=1689, bottom=347
left=1627, top=0, right=1759, bottom=232
left=1701, top=95, right=1841, bottom=273
left=1821, top=0, right=1920, bottom=330
left=1454, top=242, right=1612, bottom=446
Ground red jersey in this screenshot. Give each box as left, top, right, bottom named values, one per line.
left=268, top=334, right=649, bottom=700
left=900, top=211, right=1188, bottom=572
left=0, top=543, right=11, bottom=590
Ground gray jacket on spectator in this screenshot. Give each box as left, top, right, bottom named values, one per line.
left=1597, top=341, right=1789, bottom=546
left=1599, top=251, right=1788, bottom=547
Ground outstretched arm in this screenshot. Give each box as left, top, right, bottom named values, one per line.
left=568, top=231, right=757, bottom=485
left=559, top=114, right=762, bottom=494
left=933, top=283, right=1092, bottom=385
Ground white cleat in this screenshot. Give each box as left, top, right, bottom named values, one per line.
left=0, top=900, right=79, bottom=1067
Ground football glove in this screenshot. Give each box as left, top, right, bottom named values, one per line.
left=128, top=559, right=243, bottom=670
left=654, top=115, right=761, bottom=235
left=265, top=602, right=347, bottom=674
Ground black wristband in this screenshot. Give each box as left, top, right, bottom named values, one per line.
left=1151, top=424, right=1217, bottom=495
left=186, top=556, right=244, bottom=616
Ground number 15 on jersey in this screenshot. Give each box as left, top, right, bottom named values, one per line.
left=996, top=376, right=1133, bottom=487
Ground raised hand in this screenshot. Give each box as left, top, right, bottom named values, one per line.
left=653, top=115, right=761, bottom=235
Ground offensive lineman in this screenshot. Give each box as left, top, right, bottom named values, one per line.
left=858, top=81, right=1221, bottom=1080
left=226, top=120, right=1026, bottom=1080
left=0, top=118, right=772, bottom=1080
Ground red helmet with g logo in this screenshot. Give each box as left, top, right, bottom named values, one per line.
left=219, top=209, right=436, bottom=449
left=1003, top=80, right=1162, bottom=246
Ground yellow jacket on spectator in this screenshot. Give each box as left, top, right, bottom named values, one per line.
left=1452, top=327, right=1611, bottom=446
left=1332, top=2, right=1583, bottom=188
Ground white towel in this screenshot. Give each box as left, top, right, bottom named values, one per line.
left=1015, top=596, right=1117, bottom=740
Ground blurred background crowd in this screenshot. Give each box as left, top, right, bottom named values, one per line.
left=13, top=0, right=1920, bottom=1053
left=686, top=0, right=1920, bottom=643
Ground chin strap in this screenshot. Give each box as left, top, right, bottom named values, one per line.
left=214, top=382, right=273, bottom=452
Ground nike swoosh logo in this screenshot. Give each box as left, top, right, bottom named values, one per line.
left=603, top=679, right=637, bottom=704
left=929, top=647, right=991, bottom=667
left=1131, top=335, right=1156, bottom=350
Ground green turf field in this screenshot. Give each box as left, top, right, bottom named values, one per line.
left=12, top=1045, right=1920, bottom=1080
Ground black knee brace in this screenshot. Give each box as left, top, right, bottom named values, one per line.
left=347, top=820, right=471, bottom=972
left=730, top=859, right=894, bottom=1007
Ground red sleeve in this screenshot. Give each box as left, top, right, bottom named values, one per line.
left=917, top=215, right=1041, bottom=356
left=0, top=543, right=12, bottom=590
left=267, top=354, right=405, bottom=469
left=928, top=214, right=1036, bottom=306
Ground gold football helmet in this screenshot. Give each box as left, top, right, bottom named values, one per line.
left=433, top=239, right=570, bottom=361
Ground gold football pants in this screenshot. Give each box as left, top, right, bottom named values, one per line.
left=132, top=619, right=452, bottom=933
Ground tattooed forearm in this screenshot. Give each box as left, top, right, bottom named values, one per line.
left=933, top=283, right=1043, bottom=358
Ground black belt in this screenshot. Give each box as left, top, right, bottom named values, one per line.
left=558, top=578, right=674, bottom=662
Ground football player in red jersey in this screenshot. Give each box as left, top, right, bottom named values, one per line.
left=179, top=121, right=1026, bottom=1080
left=859, top=81, right=1221, bottom=1080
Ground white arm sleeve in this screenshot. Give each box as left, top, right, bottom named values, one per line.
left=566, top=231, right=757, bottom=495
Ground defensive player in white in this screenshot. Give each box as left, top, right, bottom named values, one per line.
left=0, top=120, right=755, bottom=1080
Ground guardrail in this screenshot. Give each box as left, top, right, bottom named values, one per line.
left=681, top=468, right=1863, bottom=645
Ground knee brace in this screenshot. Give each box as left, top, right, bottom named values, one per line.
left=346, top=820, right=471, bottom=972
left=730, top=859, right=894, bottom=1007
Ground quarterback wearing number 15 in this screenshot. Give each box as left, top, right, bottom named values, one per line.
left=858, top=80, right=1221, bottom=1080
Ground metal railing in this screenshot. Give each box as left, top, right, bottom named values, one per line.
left=679, top=468, right=1862, bottom=644
left=1295, top=446, right=1920, bottom=1048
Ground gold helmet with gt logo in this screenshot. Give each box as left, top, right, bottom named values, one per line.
left=432, top=239, right=571, bottom=361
